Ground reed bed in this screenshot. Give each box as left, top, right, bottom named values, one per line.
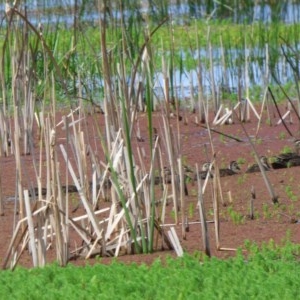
left=0, top=1, right=300, bottom=269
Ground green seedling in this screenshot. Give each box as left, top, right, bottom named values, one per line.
left=227, top=206, right=244, bottom=225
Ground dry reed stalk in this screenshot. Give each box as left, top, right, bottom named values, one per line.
left=212, top=165, right=221, bottom=250
left=162, top=115, right=179, bottom=222
left=204, top=116, right=221, bottom=249
left=2, top=203, right=48, bottom=269
left=213, top=104, right=223, bottom=124
left=160, top=187, right=169, bottom=225
left=178, top=158, right=186, bottom=239
left=137, top=134, right=159, bottom=239
left=49, top=124, right=68, bottom=266
left=246, top=97, right=260, bottom=120
left=60, top=144, right=103, bottom=237
left=56, top=164, right=69, bottom=263
left=91, top=165, right=98, bottom=208
left=228, top=191, right=233, bottom=204
left=24, top=190, right=38, bottom=267
left=213, top=107, right=234, bottom=126
left=276, top=109, right=291, bottom=125
left=214, top=166, right=225, bottom=206
left=167, top=227, right=183, bottom=257
left=114, top=227, right=125, bottom=257
left=35, top=209, right=46, bottom=267
left=13, top=110, right=25, bottom=232
left=0, top=108, right=11, bottom=156
left=196, top=164, right=211, bottom=257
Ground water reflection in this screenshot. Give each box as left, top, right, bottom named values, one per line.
left=1, top=1, right=300, bottom=100
left=1, top=1, right=300, bottom=26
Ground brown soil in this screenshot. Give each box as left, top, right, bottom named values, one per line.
left=0, top=104, right=300, bottom=269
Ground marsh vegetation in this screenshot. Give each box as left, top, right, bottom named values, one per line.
left=0, top=0, right=300, bottom=269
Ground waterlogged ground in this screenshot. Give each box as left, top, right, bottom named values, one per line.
left=0, top=103, right=300, bottom=268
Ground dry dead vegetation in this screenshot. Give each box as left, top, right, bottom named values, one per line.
left=1, top=2, right=300, bottom=270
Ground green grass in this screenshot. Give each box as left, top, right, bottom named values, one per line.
left=0, top=240, right=299, bottom=299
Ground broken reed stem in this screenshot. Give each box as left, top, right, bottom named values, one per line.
left=196, top=164, right=211, bottom=257
left=49, top=125, right=66, bottom=267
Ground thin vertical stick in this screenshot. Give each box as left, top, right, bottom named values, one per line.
left=178, top=158, right=185, bottom=239
left=162, top=116, right=178, bottom=223
left=14, top=115, right=24, bottom=231
left=195, top=21, right=205, bottom=122
left=196, top=164, right=211, bottom=257
left=24, top=190, right=38, bottom=267
left=212, top=164, right=221, bottom=250
left=244, top=39, right=250, bottom=122
left=213, top=171, right=220, bottom=250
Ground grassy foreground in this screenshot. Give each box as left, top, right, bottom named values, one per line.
left=0, top=240, right=299, bottom=299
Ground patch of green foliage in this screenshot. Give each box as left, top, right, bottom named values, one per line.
left=0, top=240, right=299, bottom=299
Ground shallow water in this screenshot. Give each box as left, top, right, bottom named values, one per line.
left=1, top=1, right=299, bottom=100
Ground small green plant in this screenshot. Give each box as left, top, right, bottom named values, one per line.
left=170, top=209, right=176, bottom=220
left=207, top=208, right=214, bottom=217
left=190, top=188, right=197, bottom=196
left=288, top=204, right=295, bottom=215
left=219, top=134, right=226, bottom=143
left=236, top=157, right=246, bottom=165
left=262, top=203, right=272, bottom=219
left=254, top=211, right=260, bottom=219
left=255, top=138, right=262, bottom=145
left=278, top=131, right=286, bottom=140
left=227, top=206, right=244, bottom=225
left=281, top=146, right=292, bottom=154
left=285, top=185, right=298, bottom=202
left=188, top=203, right=194, bottom=218
left=237, top=174, right=246, bottom=185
